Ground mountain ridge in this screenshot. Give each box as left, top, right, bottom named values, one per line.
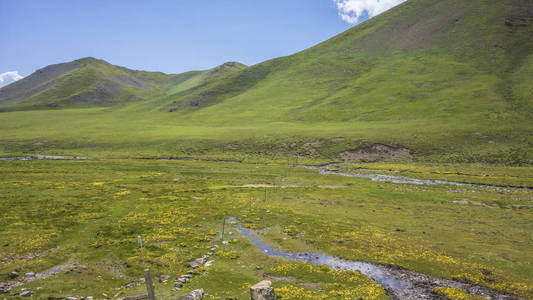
left=0, top=57, right=246, bottom=111
left=0, top=0, right=531, bottom=163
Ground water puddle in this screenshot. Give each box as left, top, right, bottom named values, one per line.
left=227, top=217, right=520, bottom=299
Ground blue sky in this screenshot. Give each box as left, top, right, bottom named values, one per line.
left=0, top=0, right=405, bottom=83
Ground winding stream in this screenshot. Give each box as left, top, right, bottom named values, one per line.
left=298, top=165, right=532, bottom=191
left=227, top=217, right=520, bottom=299
left=0, top=155, right=87, bottom=161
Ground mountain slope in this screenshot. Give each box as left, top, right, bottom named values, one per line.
left=0, top=57, right=167, bottom=111
left=0, top=0, right=531, bottom=163
left=152, top=0, right=531, bottom=126
left=0, top=58, right=246, bottom=111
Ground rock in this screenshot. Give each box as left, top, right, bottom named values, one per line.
left=159, top=274, right=170, bottom=283
left=87, top=297, right=94, bottom=300
left=176, top=288, right=204, bottom=300
left=123, top=295, right=149, bottom=300
left=20, top=290, right=33, bottom=297
left=181, top=274, right=193, bottom=279
left=25, top=272, right=35, bottom=277
left=66, top=297, right=77, bottom=300
left=189, top=258, right=202, bottom=268
left=205, top=260, right=214, bottom=267
left=250, top=280, right=276, bottom=300
left=8, top=271, right=18, bottom=279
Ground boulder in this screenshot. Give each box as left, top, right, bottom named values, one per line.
left=8, top=271, right=18, bottom=279
left=20, top=290, right=33, bottom=297
left=250, top=280, right=276, bottom=300
left=176, top=288, right=204, bottom=300
left=159, top=274, right=170, bottom=283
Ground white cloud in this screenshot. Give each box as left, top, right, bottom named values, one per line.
left=0, top=71, right=24, bottom=88
left=333, top=0, right=406, bottom=24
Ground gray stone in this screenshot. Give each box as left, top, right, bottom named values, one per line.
left=122, top=295, right=148, bottom=300
left=20, top=291, right=33, bottom=297
left=24, top=272, right=35, bottom=277
left=250, top=280, right=276, bottom=300
left=177, top=277, right=186, bottom=283
left=205, top=260, right=214, bottom=267
left=66, top=297, right=77, bottom=300
left=189, top=258, right=202, bottom=268
left=176, top=289, right=204, bottom=300
left=159, top=274, right=170, bottom=283
left=8, top=271, right=18, bottom=279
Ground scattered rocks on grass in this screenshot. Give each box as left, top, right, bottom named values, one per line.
left=159, top=274, right=170, bottom=283
left=20, top=290, right=33, bottom=297
left=250, top=280, right=276, bottom=300
left=176, top=288, right=204, bottom=300
left=173, top=245, right=218, bottom=291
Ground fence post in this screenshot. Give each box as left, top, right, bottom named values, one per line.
left=144, top=269, right=156, bottom=300
left=138, top=235, right=143, bottom=248
left=221, top=218, right=225, bottom=240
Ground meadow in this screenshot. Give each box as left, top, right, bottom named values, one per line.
left=0, top=158, right=531, bottom=299
left=0, top=1, right=531, bottom=298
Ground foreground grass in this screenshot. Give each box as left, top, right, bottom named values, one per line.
left=0, top=159, right=532, bottom=299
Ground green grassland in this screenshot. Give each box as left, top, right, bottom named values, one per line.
left=0, top=0, right=532, bottom=298
left=0, top=159, right=531, bottom=299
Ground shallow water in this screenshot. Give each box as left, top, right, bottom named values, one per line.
left=0, top=155, right=87, bottom=161
left=226, top=217, right=420, bottom=298
left=298, top=165, right=532, bottom=191
left=228, top=217, right=520, bottom=299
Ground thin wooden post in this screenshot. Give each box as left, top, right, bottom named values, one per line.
left=221, top=218, right=225, bottom=240
left=137, top=235, right=143, bottom=248
left=144, top=269, right=156, bottom=300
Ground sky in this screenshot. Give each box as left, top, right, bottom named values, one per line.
left=0, top=0, right=406, bottom=86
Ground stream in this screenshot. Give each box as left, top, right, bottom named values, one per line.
left=227, top=217, right=520, bottom=299
left=0, top=155, right=87, bottom=161
left=298, top=164, right=532, bottom=191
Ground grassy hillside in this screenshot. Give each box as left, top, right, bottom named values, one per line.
left=158, top=0, right=532, bottom=123
left=0, top=58, right=246, bottom=111
left=0, top=0, right=531, bottom=163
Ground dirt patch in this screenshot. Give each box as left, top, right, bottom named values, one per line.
left=339, top=144, right=412, bottom=162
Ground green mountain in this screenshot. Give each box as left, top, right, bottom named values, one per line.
left=156, top=0, right=532, bottom=124
left=0, top=58, right=246, bottom=111
left=0, top=0, right=531, bottom=163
